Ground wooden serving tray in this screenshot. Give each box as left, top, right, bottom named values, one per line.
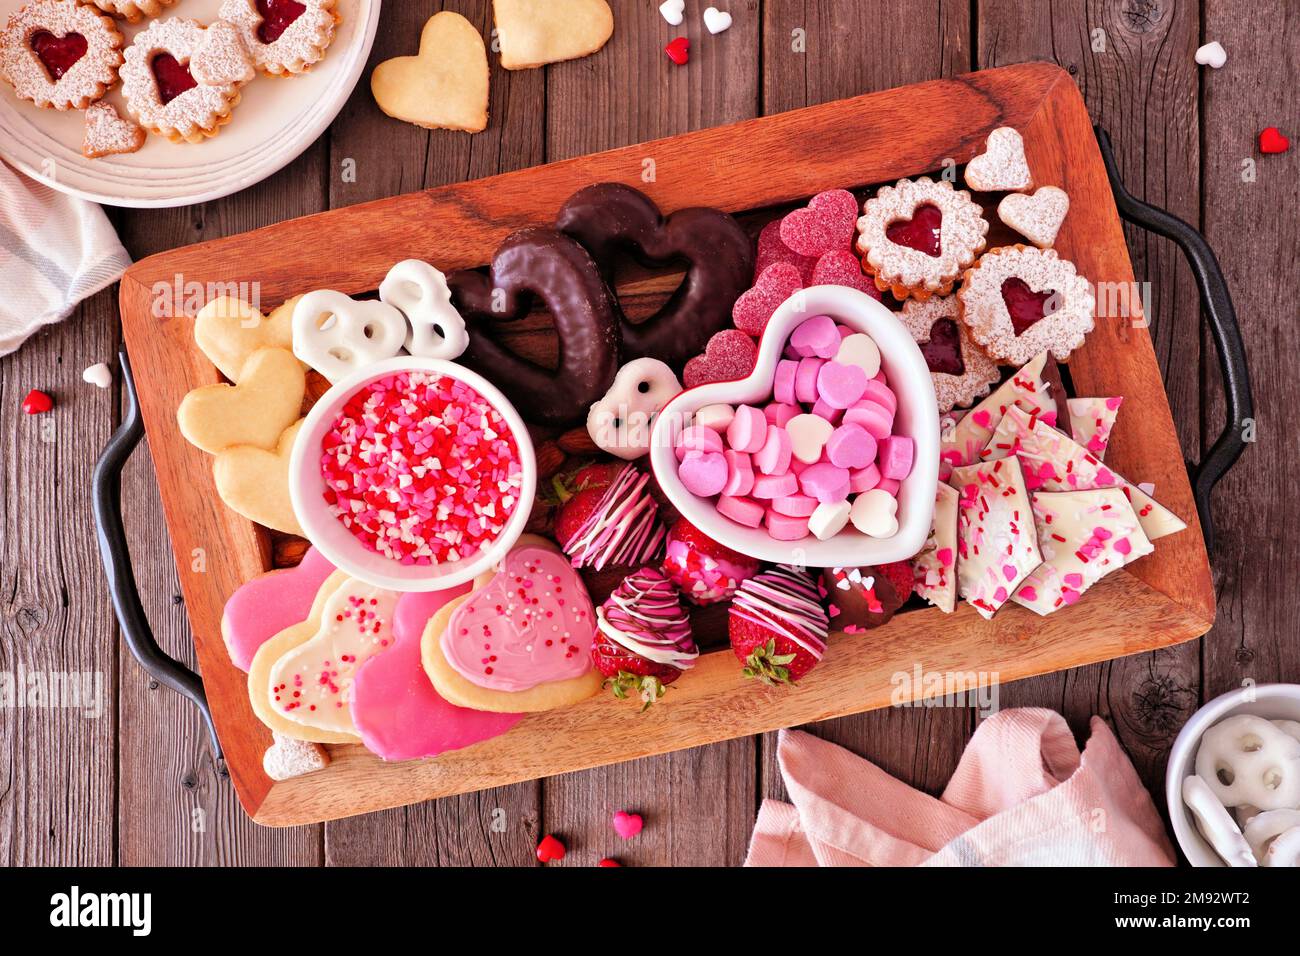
left=118, top=62, right=1215, bottom=826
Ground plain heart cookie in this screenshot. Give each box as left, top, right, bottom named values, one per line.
left=177, top=346, right=305, bottom=454
left=194, top=295, right=302, bottom=383
left=493, top=0, right=614, bottom=70
left=212, top=418, right=306, bottom=536
left=370, top=11, right=488, bottom=133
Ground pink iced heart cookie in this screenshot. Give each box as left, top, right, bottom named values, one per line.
left=779, top=189, right=859, bottom=258
left=221, top=547, right=335, bottom=672
left=732, top=262, right=803, bottom=337
left=811, top=249, right=882, bottom=299
left=754, top=219, right=817, bottom=284
left=683, top=329, right=759, bottom=387
left=351, top=584, right=523, bottom=761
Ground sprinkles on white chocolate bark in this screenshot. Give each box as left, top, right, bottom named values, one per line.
left=219, top=0, right=337, bottom=76
left=1, top=0, right=123, bottom=111
left=731, top=566, right=829, bottom=662
left=900, top=295, right=1000, bottom=413
left=938, top=351, right=1055, bottom=481
left=950, top=456, right=1042, bottom=619
left=912, top=481, right=959, bottom=614
left=597, top=569, right=698, bottom=671
left=1067, top=396, right=1122, bottom=460
left=564, top=464, right=666, bottom=571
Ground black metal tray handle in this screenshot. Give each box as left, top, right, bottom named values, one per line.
left=93, top=131, right=1254, bottom=753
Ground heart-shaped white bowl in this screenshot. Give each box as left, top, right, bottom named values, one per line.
left=289, top=356, right=536, bottom=591
left=650, top=285, right=939, bottom=566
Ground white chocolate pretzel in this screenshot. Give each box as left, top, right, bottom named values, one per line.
left=377, top=259, right=469, bottom=362
left=1181, top=775, right=1257, bottom=867
left=292, top=290, right=408, bottom=383
left=587, top=358, right=681, bottom=461
left=1194, top=714, right=1300, bottom=811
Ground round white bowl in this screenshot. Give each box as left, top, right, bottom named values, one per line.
left=1165, top=683, right=1300, bottom=866
left=289, top=356, right=536, bottom=592
left=649, top=285, right=939, bottom=566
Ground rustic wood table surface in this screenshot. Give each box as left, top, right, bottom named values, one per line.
left=2, top=0, right=1295, bottom=866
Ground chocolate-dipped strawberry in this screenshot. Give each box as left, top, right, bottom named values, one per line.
left=729, top=566, right=829, bottom=684
left=821, top=562, right=912, bottom=633
left=592, top=568, right=697, bottom=708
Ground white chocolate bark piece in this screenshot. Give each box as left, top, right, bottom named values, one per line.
left=912, top=482, right=958, bottom=613
left=939, top=352, right=1056, bottom=481
left=1067, top=396, right=1122, bottom=460
left=950, top=456, right=1042, bottom=619
left=981, top=405, right=1187, bottom=541
left=1012, top=489, right=1152, bottom=615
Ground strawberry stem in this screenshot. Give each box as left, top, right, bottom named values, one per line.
left=741, top=639, right=798, bottom=685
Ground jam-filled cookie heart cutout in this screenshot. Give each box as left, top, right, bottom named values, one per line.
left=899, top=295, right=999, bottom=413
left=219, top=0, right=337, bottom=75
left=448, top=227, right=621, bottom=426
left=1, top=0, right=123, bottom=110
left=31, top=29, right=86, bottom=80
left=556, top=183, right=754, bottom=371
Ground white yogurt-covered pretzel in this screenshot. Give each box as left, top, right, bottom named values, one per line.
left=1262, top=826, right=1300, bottom=867
left=1243, top=809, right=1300, bottom=866
left=586, top=358, right=681, bottom=460
left=292, top=290, right=408, bottom=383
left=377, top=259, right=469, bottom=361
left=1194, top=714, right=1300, bottom=811
left=1181, top=775, right=1257, bottom=867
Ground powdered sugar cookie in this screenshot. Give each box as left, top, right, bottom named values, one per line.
left=219, top=0, right=338, bottom=76
left=82, top=100, right=145, bottom=157
left=120, top=17, right=253, bottom=143
left=88, top=0, right=179, bottom=24
left=1, top=0, right=123, bottom=110
left=964, top=126, right=1033, bottom=192
left=899, top=295, right=1000, bottom=413
left=421, top=535, right=602, bottom=713
left=957, top=245, right=1095, bottom=365
left=998, top=186, right=1069, bottom=248
left=263, top=731, right=329, bottom=780
left=493, top=0, right=614, bottom=70
left=856, top=176, right=988, bottom=301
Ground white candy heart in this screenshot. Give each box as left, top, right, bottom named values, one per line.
left=292, top=290, right=408, bottom=383
left=1194, top=41, right=1227, bottom=68
left=835, top=333, right=881, bottom=379
left=998, top=186, right=1070, bottom=249
left=659, top=0, right=685, bottom=26
left=787, top=413, right=833, bottom=464
left=378, top=259, right=469, bottom=361
left=850, top=489, right=898, bottom=538
left=808, top=500, right=851, bottom=540
left=82, top=362, right=112, bottom=388
left=703, top=6, right=732, bottom=34
left=695, top=403, right=735, bottom=432
left=964, top=127, right=1032, bottom=193
left=587, top=358, right=682, bottom=460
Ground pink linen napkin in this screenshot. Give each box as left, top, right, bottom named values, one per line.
left=746, top=707, right=1175, bottom=866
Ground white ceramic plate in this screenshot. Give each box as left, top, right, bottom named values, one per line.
left=0, top=0, right=379, bottom=207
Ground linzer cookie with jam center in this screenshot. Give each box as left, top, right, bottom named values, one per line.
left=120, top=18, right=254, bottom=143
left=899, top=295, right=1000, bottom=413
left=1, top=0, right=123, bottom=110
left=88, top=0, right=179, bottom=24
left=957, top=245, right=1095, bottom=366
left=855, top=176, right=989, bottom=301
left=219, top=0, right=338, bottom=76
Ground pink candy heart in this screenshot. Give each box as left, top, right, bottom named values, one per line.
left=683, top=329, right=759, bottom=387
left=732, top=262, right=803, bottom=337
left=779, top=189, right=859, bottom=258
left=811, top=249, right=882, bottom=300
left=678, top=450, right=728, bottom=497
left=613, top=810, right=644, bottom=840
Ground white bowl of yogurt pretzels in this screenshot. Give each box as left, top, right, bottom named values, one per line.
left=1166, top=683, right=1300, bottom=867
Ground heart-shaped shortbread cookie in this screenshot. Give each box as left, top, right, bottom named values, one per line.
left=82, top=100, right=145, bottom=158
left=213, top=418, right=305, bottom=536
left=177, top=346, right=305, bottom=454
left=370, top=12, right=488, bottom=132
left=493, top=0, right=613, bottom=70
left=194, top=295, right=302, bottom=382
left=964, top=126, right=1033, bottom=192
left=998, top=186, right=1069, bottom=249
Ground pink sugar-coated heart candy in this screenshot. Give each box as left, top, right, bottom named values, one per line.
left=843, top=399, right=894, bottom=440
left=752, top=472, right=799, bottom=500
left=774, top=359, right=798, bottom=405
left=789, top=314, right=841, bottom=359
left=849, top=462, right=881, bottom=494
left=679, top=450, right=729, bottom=498
left=835, top=333, right=882, bottom=380
left=676, top=424, right=723, bottom=461
left=765, top=508, right=810, bottom=541
left=859, top=378, right=897, bottom=415
left=754, top=424, right=792, bottom=476
left=877, top=435, right=914, bottom=481
left=755, top=219, right=817, bottom=284
left=799, top=462, right=850, bottom=504
left=810, top=399, right=843, bottom=425
left=779, top=189, right=859, bottom=258
left=794, top=357, right=824, bottom=404
left=683, top=329, right=759, bottom=387
left=613, top=811, right=644, bottom=840
left=770, top=493, right=818, bottom=517
left=718, top=494, right=764, bottom=528
left=826, top=423, right=877, bottom=470
left=733, top=262, right=804, bottom=338
left=722, top=449, right=754, bottom=497
left=811, top=249, right=882, bottom=299
left=726, top=404, right=768, bottom=454
left=695, top=403, right=736, bottom=432
left=764, top=402, right=799, bottom=427
left=876, top=477, right=900, bottom=496
left=786, top=412, right=833, bottom=464
left=816, top=361, right=868, bottom=410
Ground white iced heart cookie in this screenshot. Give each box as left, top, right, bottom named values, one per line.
left=659, top=0, right=684, bottom=26
left=850, top=489, right=898, bottom=538
left=1195, top=41, right=1226, bottom=68
left=998, top=186, right=1069, bottom=248
left=378, top=259, right=469, bottom=361
left=703, top=7, right=732, bottom=34
left=964, top=126, right=1033, bottom=193
left=1182, top=775, right=1257, bottom=867
left=292, top=289, right=408, bottom=382
left=1194, top=714, right=1300, bottom=811
left=587, top=358, right=681, bottom=460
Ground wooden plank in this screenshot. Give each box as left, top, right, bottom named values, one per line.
left=537, top=0, right=763, bottom=868
left=321, top=0, right=544, bottom=867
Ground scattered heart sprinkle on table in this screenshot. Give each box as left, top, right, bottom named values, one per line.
left=1259, top=126, right=1290, bottom=154
left=665, top=35, right=689, bottom=65
left=613, top=810, right=644, bottom=839
left=703, top=6, right=732, bottom=34
left=536, top=833, right=566, bottom=862
left=659, top=0, right=685, bottom=26
left=1194, top=41, right=1226, bottom=68
left=22, top=388, right=53, bottom=414
left=82, top=362, right=113, bottom=388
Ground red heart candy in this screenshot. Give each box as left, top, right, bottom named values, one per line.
left=536, top=834, right=566, bottom=863
left=664, top=37, right=689, bottom=65
left=1259, top=126, right=1290, bottom=154
left=22, top=389, right=53, bottom=415
left=683, top=329, right=758, bottom=387
left=731, top=262, right=803, bottom=337
left=598, top=858, right=622, bottom=867
left=754, top=220, right=817, bottom=284
left=810, top=249, right=881, bottom=300
left=779, top=189, right=859, bottom=258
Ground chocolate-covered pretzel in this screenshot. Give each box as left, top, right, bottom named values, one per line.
left=556, top=183, right=754, bottom=370
left=448, top=228, right=621, bottom=426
